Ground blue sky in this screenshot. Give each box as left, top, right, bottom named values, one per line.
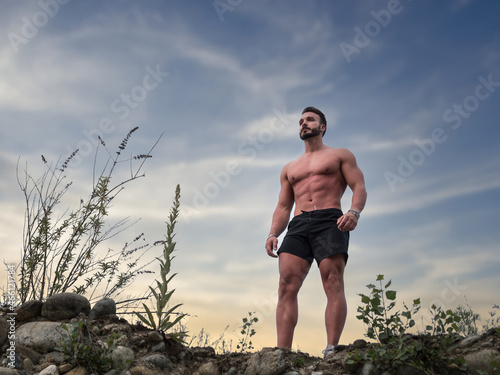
left=1, top=0, right=499, bottom=356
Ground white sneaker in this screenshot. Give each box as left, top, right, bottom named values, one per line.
left=322, top=344, right=335, bottom=358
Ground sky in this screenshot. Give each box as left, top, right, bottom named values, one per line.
left=1, top=0, right=499, bottom=356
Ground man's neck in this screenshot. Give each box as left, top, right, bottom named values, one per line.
left=303, top=137, right=326, bottom=154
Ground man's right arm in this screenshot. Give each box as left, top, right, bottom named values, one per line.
left=266, top=165, right=294, bottom=258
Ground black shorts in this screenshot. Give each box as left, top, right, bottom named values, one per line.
left=277, top=208, right=349, bottom=266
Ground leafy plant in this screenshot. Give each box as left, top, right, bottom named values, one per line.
left=16, top=127, right=161, bottom=304
left=482, top=304, right=500, bottom=333
left=237, top=311, right=258, bottom=352
left=356, top=274, right=421, bottom=344
left=294, top=355, right=305, bottom=368
left=453, top=301, right=481, bottom=336
left=135, top=185, right=187, bottom=342
left=426, top=304, right=461, bottom=336
left=347, top=275, right=468, bottom=375
left=56, top=319, right=125, bottom=373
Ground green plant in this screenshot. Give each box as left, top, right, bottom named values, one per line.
left=426, top=304, right=461, bottom=336
left=236, top=311, right=258, bottom=352
left=16, top=127, right=160, bottom=303
left=482, top=304, right=500, bottom=333
left=135, top=185, right=187, bottom=342
left=56, top=319, right=125, bottom=373
left=356, top=274, right=421, bottom=344
left=294, top=355, right=305, bottom=368
left=348, top=275, right=467, bottom=375
left=453, top=301, right=481, bottom=336
left=188, top=326, right=234, bottom=354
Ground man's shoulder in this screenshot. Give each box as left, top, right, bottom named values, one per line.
left=316, top=146, right=355, bottom=159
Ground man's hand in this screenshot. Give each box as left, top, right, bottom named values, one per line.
left=266, top=236, right=279, bottom=258
left=337, top=211, right=358, bottom=232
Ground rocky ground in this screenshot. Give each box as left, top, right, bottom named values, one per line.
left=1, top=293, right=499, bottom=375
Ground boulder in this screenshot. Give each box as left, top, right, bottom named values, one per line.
left=89, top=298, right=116, bottom=320
left=244, top=347, right=286, bottom=375
left=196, top=361, right=219, bottom=375
left=16, top=321, right=63, bottom=352
left=142, top=354, right=172, bottom=371
left=0, top=368, right=20, bottom=375
left=111, top=346, right=134, bottom=369
left=464, top=349, right=499, bottom=373
left=39, top=364, right=58, bottom=375
left=41, top=293, right=90, bottom=321
left=15, top=300, right=44, bottom=321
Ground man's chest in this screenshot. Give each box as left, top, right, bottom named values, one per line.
left=287, top=155, right=342, bottom=183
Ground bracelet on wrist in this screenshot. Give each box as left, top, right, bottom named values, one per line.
left=348, top=209, right=360, bottom=219
left=267, top=234, right=278, bottom=240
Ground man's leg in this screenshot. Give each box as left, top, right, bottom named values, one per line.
left=276, top=252, right=311, bottom=348
left=319, top=254, right=347, bottom=346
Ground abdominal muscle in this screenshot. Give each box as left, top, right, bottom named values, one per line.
left=291, top=174, right=347, bottom=216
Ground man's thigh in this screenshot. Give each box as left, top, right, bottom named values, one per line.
left=278, top=253, right=311, bottom=283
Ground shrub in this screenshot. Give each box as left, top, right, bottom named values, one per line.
left=16, top=127, right=161, bottom=304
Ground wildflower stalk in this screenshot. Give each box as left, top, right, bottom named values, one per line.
left=135, top=185, right=187, bottom=341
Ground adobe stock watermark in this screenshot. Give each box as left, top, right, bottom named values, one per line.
left=385, top=72, right=499, bottom=192
left=339, top=0, right=412, bottom=63
left=181, top=107, right=294, bottom=222
left=65, top=64, right=169, bottom=168
left=7, top=0, right=70, bottom=54
left=6, top=264, right=18, bottom=369
left=213, top=0, right=244, bottom=21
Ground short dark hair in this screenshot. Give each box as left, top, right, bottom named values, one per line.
left=302, top=106, right=327, bottom=137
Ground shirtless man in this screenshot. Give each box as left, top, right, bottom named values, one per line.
left=265, top=107, right=367, bottom=357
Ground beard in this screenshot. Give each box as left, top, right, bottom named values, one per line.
left=300, top=126, right=322, bottom=140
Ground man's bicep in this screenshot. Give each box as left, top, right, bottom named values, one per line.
left=341, top=150, right=365, bottom=188
left=277, top=167, right=294, bottom=210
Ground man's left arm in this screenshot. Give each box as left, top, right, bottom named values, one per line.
left=337, top=149, right=367, bottom=232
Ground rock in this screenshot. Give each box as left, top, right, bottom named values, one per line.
left=196, top=361, right=219, bottom=375
left=102, top=323, right=132, bottom=336
left=16, top=322, right=63, bottom=353
left=23, top=358, right=34, bottom=374
left=15, top=300, right=44, bottom=321
left=0, top=368, right=20, bottom=375
left=150, top=342, right=165, bottom=352
left=57, top=363, right=74, bottom=373
left=89, top=298, right=116, bottom=320
left=129, top=366, right=157, bottom=375
left=39, top=364, right=59, bottom=375
left=464, top=349, right=499, bottom=373
left=352, top=339, right=368, bottom=349
left=112, top=346, right=134, bottom=369
left=0, top=316, right=10, bottom=346
left=147, top=331, right=163, bottom=343
left=16, top=344, right=42, bottom=365
left=142, top=354, right=172, bottom=370
left=44, top=351, right=66, bottom=365
left=41, top=293, right=90, bottom=321
left=65, top=367, right=88, bottom=375
left=361, top=363, right=378, bottom=375
left=244, top=347, right=286, bottom=375
left=459, top=334, right=482, bottom=348
left=164, top=338, right=183, bottom=355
